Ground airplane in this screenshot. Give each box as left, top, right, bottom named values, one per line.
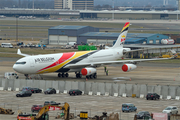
left=13, top=22, right=172, bottom=79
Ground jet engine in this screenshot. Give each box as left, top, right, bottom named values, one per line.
left=81, top=67, right=96, bottom=76
left=122, top=64, right=137, bottom=72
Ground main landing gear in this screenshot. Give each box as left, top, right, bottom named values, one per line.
left=86, top=73, right=97, bottom=79
left=58, top=73, right=69, bottom=78
left=75, top=72, right=82, bottom=78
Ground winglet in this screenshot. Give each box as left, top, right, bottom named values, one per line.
left=17, top=49, right=30, bottom=57
left=112, top=22, right=130, bottom=49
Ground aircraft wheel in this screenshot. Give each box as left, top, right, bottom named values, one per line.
left=79, top=74, right=82, bottom=78
left=76, top=74, right=79, bottom=78
left=58, top=73, right=61, bottom=77
left=93, top=73, right=97, bottom=79
left=89, top=75, right=92, bottom=79
left=65, top=73, right=69, bottom=77
left=62, top=73, right=64, bottom=78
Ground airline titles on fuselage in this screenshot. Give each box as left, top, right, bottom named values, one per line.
left=35, top=57, right=55, bottom=63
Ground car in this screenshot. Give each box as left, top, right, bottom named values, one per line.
left=136, top=111, right=151, bottom=119
left=31, top=105, right=43, bottom=112
left=69, top=89, right=82, bottom=96
left=122, top=103, right=137, bottom=112
left=162, top=106, right=178, bottom=115
left=44, top=101, right=60, bottom=106
left=146, top=93, right=160, bottom=100
left=30, top=88, right=42, bottom=93
left=16, top=91, right=32, bottom=97
left=44, top=88, right=56, bottom=94
left=22, top=87, right=31, bottom=91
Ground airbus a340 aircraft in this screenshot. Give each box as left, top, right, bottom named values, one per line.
left=13, top=22, right=171, bottom=79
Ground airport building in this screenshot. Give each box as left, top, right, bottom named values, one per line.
left=54, top=0, right=94, bottom=10
left=48, top=25, right=169, bottom=45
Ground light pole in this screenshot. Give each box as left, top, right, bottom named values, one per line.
left=112, top=0, right=114, bottom=20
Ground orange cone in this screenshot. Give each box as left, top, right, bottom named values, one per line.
left=174, top=78, right=175, bottom=81
left=130, top=78, right=131, bottom=81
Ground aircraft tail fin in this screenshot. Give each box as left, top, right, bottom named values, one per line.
left=17, top=49, right=30, bottom=57
left=112, top=22, right=130, bottom=49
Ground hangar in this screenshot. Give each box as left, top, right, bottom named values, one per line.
left=48, top=25, right=169, bottom=45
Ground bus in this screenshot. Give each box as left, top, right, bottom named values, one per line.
left=1, top=43, right=13, bottom=48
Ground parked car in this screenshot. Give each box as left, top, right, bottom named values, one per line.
left=69, top=89, right=82, bottom=96
left=30, top=88, right=42, bottom=93
left=146, top=93, right=160, bottom=100
left=31, top=105, right=43, bottom=112
left=162, top=106, right=178, bottom=115
left=122, top=103, right=137, bottom=112
left=136, top=111, right=151, bottom=119
left=22, top=87, right=31, bottom=91
left=44, top=88, right=56, bottom=94
left=44, top=101, right=60, bottom=106
left=16, top=91, right=32, bottom=97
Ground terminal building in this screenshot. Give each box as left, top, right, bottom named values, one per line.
left=48, top=25, right=169, bottom=45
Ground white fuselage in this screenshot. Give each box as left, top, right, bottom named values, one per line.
left=13, top=48, right=128, bottom=74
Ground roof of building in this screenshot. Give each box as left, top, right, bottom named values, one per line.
left=79, top=32, right=159, bottom=38
left=49, top=25, right=88, bottom=30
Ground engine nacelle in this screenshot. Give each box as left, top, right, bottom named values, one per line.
left=81, top=67, right=96, bottom=76
left=122, top=64, right=137, bottom=72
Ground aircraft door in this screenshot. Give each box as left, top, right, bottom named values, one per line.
left=29, top=59, right=35, bottom=67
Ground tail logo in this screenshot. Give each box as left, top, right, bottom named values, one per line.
left=121, top=35, right=126, bottom=42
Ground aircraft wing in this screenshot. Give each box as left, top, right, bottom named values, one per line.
left=17, top=49, right=30, bottom=57
left=64, top=57, right=172, bottom=69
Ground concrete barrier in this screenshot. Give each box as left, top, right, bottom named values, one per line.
left=167, top=96, right=171, bottom=100
left=52, top=81, right=59, bottom=90
left=122, top=93, right=126, bottom=97
left=112, top=83, right=119, bottom=95
left=27, top=80, right=33, bottom=87
left=8, top=79, right=14, bottom=90
left=85, top=82, right=92, bottom=94
left=64, top=90, right=67, bottom=94
left=147, top=85, right=155, bottom=93
left=65, top=81, right=72, bottom=92
left=59, top=81, right=65, bottom=93
left=88, top=91, right=93, bottom=95
left=39, top=80, right=46, bottom=90
left=97, top=92, right=101, bottom=96
left=175, top=96, right=180, bottom=100
left=154, top=85, right=161, bottom=95
left=114, top=93, right=118, bottom=97
left=15, top=88, right=19, bottom=91
left=97, top=83, right=105, bottom=95
left=78, top=82, right=85, bottom=92
left=132, top=84, right=139, bottom=97
left=8, top=87, right=11, bottom=91
left=126, top=84, right=133, bottom=97
left=140, top=84, right=147, bottom=96
left=45, top=81, right=52, bottom=90
left=0, top=87, right=4, bottom=90
left=2, top=79, right=8, bottom=90
left=162, top=86, right=169, bottom=99
left=33, top=80, right=40, bottom=88
left=119, top=84, right=126, bottom=96
left=56, top=90, right=59, bottom=94
left=92, top=82, right=98, bottom=95
left=169, top=86, right=176, bottom=99
left=105, top=83, right=112, bottom=96
left=105, top=92, right=109, bottom=96
left=71, top=81, right=78, bottom=89
left=140, top=94, right=144, bottom=98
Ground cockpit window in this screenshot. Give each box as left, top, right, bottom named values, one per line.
left=15, top=62, right=26, bottom=64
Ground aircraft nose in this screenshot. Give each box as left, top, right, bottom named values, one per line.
left=13, top=64, right=20, bottom=73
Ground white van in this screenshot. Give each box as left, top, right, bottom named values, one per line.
left=4, top=72, right=18, bottom=79
left=1, top=43, right=13, bottom=48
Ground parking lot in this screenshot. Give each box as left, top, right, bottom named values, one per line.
left=0, top=91, right=179, bottom=120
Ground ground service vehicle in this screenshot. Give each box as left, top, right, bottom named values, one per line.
left=31, top=88, right=42, bottom=93
left=44, top=101, right=60, bottom=106
left=16, top=90, right=32, bottom=97
left=44, top=88, right=56, bottom=94
left=136, top=111, right=151, bottom=119
left=122, top=103, right=137, bottom=112
left=0, top=107, right=14, bottom=115
left=69, top=89, right=82, bottom=96
left=4, top=72, right=18, bottom=79
left=146, top=93, right=160, bottom=100
left=31, top=105, right=43, bottom=112
left=1, top=43, right=13, bottom=48
left=17, top=102, right=70, bottom=120
left=162, top=106, right=178, bottom=114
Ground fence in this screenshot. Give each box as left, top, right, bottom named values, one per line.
left=0, top=78, right=180, bottom=100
